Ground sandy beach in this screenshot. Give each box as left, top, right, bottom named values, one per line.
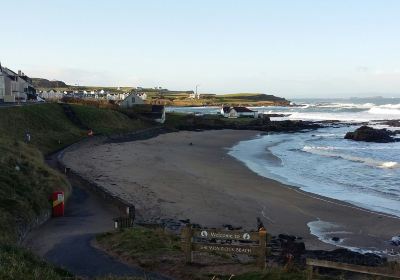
left=62, top=130, right=400, bottom=252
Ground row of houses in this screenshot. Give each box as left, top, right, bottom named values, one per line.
left=38, top=90, right=148, bottom=101
left=0, top=63, right=36, bottom=102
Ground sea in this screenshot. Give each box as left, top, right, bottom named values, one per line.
left=167, top=97, right=400, bottom=218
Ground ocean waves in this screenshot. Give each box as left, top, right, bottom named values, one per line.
left=302, top=145, right=399, bottom=169
left=229, top=125, right=400, bottom=218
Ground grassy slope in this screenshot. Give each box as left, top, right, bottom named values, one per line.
left=0, top=103, right=84, bottom=154
left=0, top=245, right=72, bottom=280
left=0, top=103, right=154, bottom=279
left=71, top=104, right=150, bottom=135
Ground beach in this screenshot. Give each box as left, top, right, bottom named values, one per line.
left=61, top=130, right=400, bottom=252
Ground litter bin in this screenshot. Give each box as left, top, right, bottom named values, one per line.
left=52, top=191, right=65, bottom=217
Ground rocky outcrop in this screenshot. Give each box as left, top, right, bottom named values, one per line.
left=344, top=126, right=397, bottom=143
left=380, top=120, right=400, bottom=127
left=175, top=116, right=322, bottom=133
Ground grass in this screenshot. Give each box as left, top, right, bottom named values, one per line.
left=0, top=244, right=72, bottom=280
left=0, top=103, right=84, bottom=154
left=0, top=138, right=70, bottom=244
left=96, top=227, right=181, bottom=258
left=70, top=104, right=150, bottom=135
left=165, top=112, right=262, bottom=130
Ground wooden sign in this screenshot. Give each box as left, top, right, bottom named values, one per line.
left=193, top=229, right=259, bottom=241
left=192, top=243, right=259, bottom=255
left=181, top=225, right=267, bottom=269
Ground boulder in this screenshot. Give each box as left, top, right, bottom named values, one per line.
left=344, top=126, right=396, bottom=143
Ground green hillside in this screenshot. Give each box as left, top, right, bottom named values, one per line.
left=0, top=103, right=154, bottom=278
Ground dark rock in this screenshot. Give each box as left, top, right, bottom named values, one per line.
left=345, top=126, right=396, bottom=143
left=278, top=234, right=297, bottom=242
left=262, top=113, right=291, bottom=118
left=221, top=224, right=243, bottom=231
left=391, top=236, right=400, bottom=246
left=331, top=237, right=340, bottom=242
left=380, top=120, right=400, bottom=127
left=273, top=234, right=306, bottom=263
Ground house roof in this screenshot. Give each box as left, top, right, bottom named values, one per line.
left=232, top=106, right=255, bottom=113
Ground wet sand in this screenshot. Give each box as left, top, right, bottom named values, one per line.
left=61, top=130, right=400, bottom=251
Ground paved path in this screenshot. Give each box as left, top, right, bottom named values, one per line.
left=23, top=154, right=170, bottom=279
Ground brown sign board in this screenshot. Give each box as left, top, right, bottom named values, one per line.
left=181, top=224, right=267, bottom=269
left=192, top=229, right=259, bottom=241
left=192, top=243, right=259, bottom=255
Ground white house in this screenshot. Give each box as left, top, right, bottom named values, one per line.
left=119, top=93, right=145, bottom=108
left=0, top=63, right=36, bottom=102
left=221, top=106, right=258, bottom=118
left=137, top=92, right=147, bottom=100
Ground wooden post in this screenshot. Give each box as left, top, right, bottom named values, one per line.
left=258, top=227, right=267, bottom=269
left=306, top=265, right=313, bottom=280
left=182, top=224, right=193, bottom=263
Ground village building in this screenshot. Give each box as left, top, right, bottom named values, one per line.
left=136, top=92, right=147, bottom=100
left=221, top=106, right=258, bottom=118
left=39, top=89, right=63, bottom=100
left=119, top=92, right=145, bottom=108
left=0, top=63, right=36, bottom=102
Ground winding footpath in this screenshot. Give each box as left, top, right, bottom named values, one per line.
left=23, top=151, right=171, bottom=279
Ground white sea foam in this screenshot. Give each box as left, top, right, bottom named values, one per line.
left=307, top=220, right=397, bottom=255
left=368, top=106, right=400, bottom=115
left=302, top=146, right=399, bottom=169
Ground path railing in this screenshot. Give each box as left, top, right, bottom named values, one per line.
left=306, top=258, right=400, bottom=279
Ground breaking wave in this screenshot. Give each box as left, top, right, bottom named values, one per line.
left=302, top=146, right=399, bottom=169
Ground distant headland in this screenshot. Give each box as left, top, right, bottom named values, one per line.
left=31, top=78, right=290, bottom=107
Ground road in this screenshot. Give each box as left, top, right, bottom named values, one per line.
left=23, top=154, right=170, bottom=279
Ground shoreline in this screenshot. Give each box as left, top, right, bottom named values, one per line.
left=61, top=129, right=400, bottom=254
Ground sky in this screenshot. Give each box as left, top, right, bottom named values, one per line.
left=1, top=0, right=399, bottom=98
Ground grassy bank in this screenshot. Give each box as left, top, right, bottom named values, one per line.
left=0, top=103, right=155, bottom=279
left=0, top=244, right=72, bottom=280
left=71, top=104, right=149, bottom=135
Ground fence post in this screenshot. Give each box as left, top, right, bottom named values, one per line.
left=182, top=224, right=193, bottom=263
left=258, top=227, right=267, bottom=269
left=306, top=265, right=313, bottom=280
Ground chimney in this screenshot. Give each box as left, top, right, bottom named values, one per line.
left=18, top=70, right=22, bottom=76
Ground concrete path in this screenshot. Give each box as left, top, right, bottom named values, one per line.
left=23, top=155, right=171, bottom=279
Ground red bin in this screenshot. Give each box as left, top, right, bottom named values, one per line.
left=52, top=191, right=65, bottom=217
